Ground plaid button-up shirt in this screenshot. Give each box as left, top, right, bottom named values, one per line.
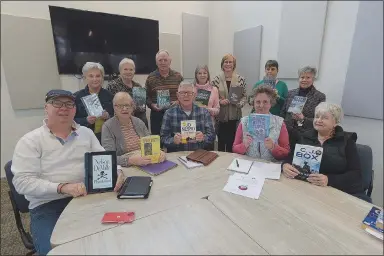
left=160, top=104, right=215, bottom=152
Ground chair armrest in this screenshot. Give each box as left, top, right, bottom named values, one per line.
left=367, top=169, right=374, bottom=197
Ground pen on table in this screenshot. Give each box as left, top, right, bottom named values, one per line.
left=179, top=157, right=188, bottom=164
left=236, top=159, right=239, bottom=167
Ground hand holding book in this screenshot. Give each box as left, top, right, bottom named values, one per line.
left=243, top=133, right=253, bottom=148
left=282, top=163, right=300, bottom=179
left=307, top=174, right=328, bottom=187
left=127, top=154, right=152, bottom=166
left=264, top=137, right=275, bottom=150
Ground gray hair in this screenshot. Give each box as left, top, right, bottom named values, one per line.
left=82, top=62, right=105, bottom=77
left=156, top=49, right=170, bottom=60
left=298, top=66, right=317, bottom=78
left=119, top=58, right=135, bottom=70
left=314, top=102, right=344, bottom=125
left=178, top=80, right=195, bottom=91
left=194, top=64, right=211, bottom=85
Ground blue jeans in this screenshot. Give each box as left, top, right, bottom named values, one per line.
left=29, top=197, right=72, bottom=255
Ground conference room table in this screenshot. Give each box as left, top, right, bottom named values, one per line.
left=49, top=151, right=383, bottom=255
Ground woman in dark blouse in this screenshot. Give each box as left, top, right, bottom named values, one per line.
left=282, top=102, right=364, bottom=198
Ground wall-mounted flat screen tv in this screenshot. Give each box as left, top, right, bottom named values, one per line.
left=49, top=6, right=159, bottom=75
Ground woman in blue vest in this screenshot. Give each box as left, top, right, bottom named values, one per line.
left=233, top=85, right=290, bottom=161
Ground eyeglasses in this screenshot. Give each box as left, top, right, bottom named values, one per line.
left=114, top=104, right=134, bottom=109
left=177, top=92, right=194, bottom=97
left=48, top=100, right=76, bottom=109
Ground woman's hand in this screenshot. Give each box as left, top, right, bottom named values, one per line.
left=244, top=133, right=253, bottom=148
left=292, top=113, right=304, bottom=121
left=158, top=151, right=166, bottom=163
left=220, top=99, right=230, bottom=105
left=307, top=174, right=328, bottom=187
left=114, top=171, right=126, bottom=192
left=282, top=163, right=300, bottom=179
left=128, top=154, right=152, bottom=166
left=61, top=183, right=87, bottom=197
left=264, top=137, right=275, bottom=150
left=101, top=110, right=110, bottom=120
left=87, top=116, right=97, bottom=124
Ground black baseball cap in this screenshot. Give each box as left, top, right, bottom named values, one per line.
left=45, top=89, right=75, bottom=102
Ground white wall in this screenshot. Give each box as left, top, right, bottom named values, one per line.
left=0, top=0, right=209, bottom=176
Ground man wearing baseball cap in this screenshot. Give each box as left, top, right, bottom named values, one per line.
left=11, top=89, right=124, bottom=255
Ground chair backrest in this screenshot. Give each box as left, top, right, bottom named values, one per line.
left=355, top=144, right=373, bottom=192
left=4, top=161, right=30, bottom=213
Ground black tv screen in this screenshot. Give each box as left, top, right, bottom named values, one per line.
left=48, top=6, right=159, bottom=75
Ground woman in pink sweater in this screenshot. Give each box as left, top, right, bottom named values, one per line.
left=194, top=65, right=220, bottom=125
left=233, top=85, right=290, bottom=161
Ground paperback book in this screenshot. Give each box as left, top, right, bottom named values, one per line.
left=292, top=144, right=323, bottom=181
left=362, top=206, right=383, bottom=240
left=181, top=120, right=196, bottom=144
left=263, top=76, right=277, bottom=89
left=288, top=96, right=307, bottom=114
left=132, top=87, right=146, bottom=108
left=157, top=89, right=171, bottom=109
left=81, top=94, right=104, bottom=117
left=195, top=89, right=211, bottom=106
left=248, top=114, right=270, bottom=142
left=228, top=86, right=243, bottom=104
left=140, top=135, right=161, bottom=164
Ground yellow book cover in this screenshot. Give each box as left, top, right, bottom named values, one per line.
left=181, top=120, right=196, bottom=144
left=140, top=135, right=161, bottom=164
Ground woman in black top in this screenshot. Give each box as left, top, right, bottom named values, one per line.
left=282, top=102, right=364, bottom=197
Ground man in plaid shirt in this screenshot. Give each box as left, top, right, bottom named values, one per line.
left=160, top=81, right=215, bottom=153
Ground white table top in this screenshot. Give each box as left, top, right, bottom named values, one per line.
left=50, top=151, right=383, bottom=255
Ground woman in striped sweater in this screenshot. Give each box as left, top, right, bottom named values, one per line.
left=101, top=92, right=166, bottom=167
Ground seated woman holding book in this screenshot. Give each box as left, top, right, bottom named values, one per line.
left=101, top=92, right=166, bottom=167
left=280, top=66, right=326, bottom=148
left=233, top=85, right=290, bottom=161
left=281, top=102, right=365, bottom=198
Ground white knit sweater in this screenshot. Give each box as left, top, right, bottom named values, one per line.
left=11, top=120, right=105, bottom=209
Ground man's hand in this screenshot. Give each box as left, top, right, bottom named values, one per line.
left=87, top=116, right=97, bottom=124
left=114, top=171, right=126, bottom=192
left=307, top=174, right=328, bottom=187
left=244, top=133, right=253, bottom=148
left=101, top=110, right=110, bottom=120
left=151, top=103, right=162, bottom=112
left=282, top=163, right=300, bottom=179
left=264, top=137, right=275, bottom=150
left=195, top=131, right=204, bottom=142
left=158, top=151, right=166, bottom=163
left=128, top=154, right=152, bottom=166
left=61, top=183, right=87, bottom=198
left=174, top=133, right=182, bottom=145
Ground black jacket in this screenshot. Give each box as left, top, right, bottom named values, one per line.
left=74, top=85, right=114, bottom=132
left=283, top=126, right=364, bottom=195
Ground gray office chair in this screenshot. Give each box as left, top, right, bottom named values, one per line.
left=356, top=144, right=374, bottom=200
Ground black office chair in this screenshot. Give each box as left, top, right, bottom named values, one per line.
left=4, top=161, right=36, bottom=256
left=355, top=144, right=374, bottom=203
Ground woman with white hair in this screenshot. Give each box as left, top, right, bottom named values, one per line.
left=280, top=66, right=326, bottom=147
left=282, top=102, right=365, bottom=199
left=107, top=58, right=148, bottom=128
left=74, top=62, right=114, bottom=142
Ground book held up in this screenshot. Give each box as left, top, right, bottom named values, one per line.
left=157, top=89, right=171, bottom=109
left=81, top=94, right=104, bottom=117
left=288, top=96, right=307, bottom=114
left=292, top=144, right=323, bottom=181
left=132, top=87, right=146, bottom=108
left=140, top=135, right=161, bottom=164
left=195, top=89, right=211, bottom=106
left=228, top=86, right=243, bottom=104
left=181, top=120, right=196, bottom=144
left=248, top=114, right=270, bottom=142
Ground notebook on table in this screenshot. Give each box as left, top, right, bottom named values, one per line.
left=136, top=160, right=178, bottom=176
left=117, top=176, right=153, bottom=199
left=178, top=156, right=204, bottom=169
left=227, top=158, right=254, bottom=174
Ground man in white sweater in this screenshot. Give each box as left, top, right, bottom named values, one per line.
left=11, top=89, right=123, bottom=255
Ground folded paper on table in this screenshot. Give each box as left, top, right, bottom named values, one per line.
left=178, top=156, right=204, bottom=169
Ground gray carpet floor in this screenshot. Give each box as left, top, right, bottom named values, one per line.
left=1, top=178, right=30, bottom=255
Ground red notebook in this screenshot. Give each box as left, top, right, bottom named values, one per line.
left=101, top=212, right=135, bottom=224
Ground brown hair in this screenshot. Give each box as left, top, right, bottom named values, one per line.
left=220, top=54, right=237, bottom=71
left=252, top=85, right=278, bottom=106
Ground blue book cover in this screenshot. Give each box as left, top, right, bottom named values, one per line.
left=248, top=114, right=270, bottom=142
left=292, top=144, right=323, bottom=181
left=132, top=87, right=146, bottom=107
left=288, top=96, right=307, bottom=114
left=157, top=89, right=170, bottom=109
left=363, top=207, right=384, bottom=233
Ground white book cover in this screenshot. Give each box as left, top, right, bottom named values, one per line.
left=181, top=120, right=196, bottom=143
left=92, top=154, right=113, bottom=189
left=227, top=158, right=254, bottom=174
left=288, top=96, right=307, bottom=114
left=223, top=175, right=265, bottom=199
left=178, top=156, right=204, bottom=169
left=81, top=94, right=103, bottom=117
left=248, top=162, right=281, bottom=180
